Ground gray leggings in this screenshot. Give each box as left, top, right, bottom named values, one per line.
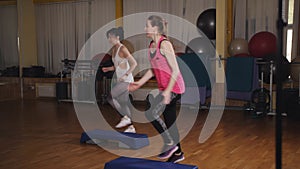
left=108, top=82, right=131, bottom=118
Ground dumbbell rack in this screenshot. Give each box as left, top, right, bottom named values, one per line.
left=59, top=60, right=98, bottom=104
left=255, top=59, right=287, bottom=116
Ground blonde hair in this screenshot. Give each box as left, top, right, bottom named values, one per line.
left=148, top=15, right=167, bottom=36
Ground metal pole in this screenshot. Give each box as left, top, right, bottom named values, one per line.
left=269, top=61, right=274, bottom=114
left=276, top=0, right=287, bottom=168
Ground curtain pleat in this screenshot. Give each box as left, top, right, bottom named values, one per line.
left=35, top=0, right=115, bottom=74
left=0, top=5, right=18, bottom=69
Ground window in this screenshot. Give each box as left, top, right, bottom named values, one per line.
left=285, top=0, right=294, bottom=62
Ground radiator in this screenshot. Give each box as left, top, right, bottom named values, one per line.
left=36, top=83, right=56, bottom=97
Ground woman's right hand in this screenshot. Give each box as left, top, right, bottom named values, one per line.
left=102, top=67, right=110, bottom=72
left=128, top=81, right=141, bottom=92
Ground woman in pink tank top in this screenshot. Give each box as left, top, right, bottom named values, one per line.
left=129, top=15, right=185, bottom=163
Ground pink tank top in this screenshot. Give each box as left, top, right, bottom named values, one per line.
left=148, top=36, right=185, bottom=94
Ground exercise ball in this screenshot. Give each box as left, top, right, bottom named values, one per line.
left=185, top=37, right=215, bottom=58
left=121, top=39, right=135, bottom=54
left=185, top=37, right=216, bottom=82
left=248, top=31, right=277, bottom=58
left=290, top=57, right=300, bottom=82
left=196, top=8, right=216, bottom=40
left=228, top=38, right=249, bottom=56
left=258, top=54, right=290, bottom=84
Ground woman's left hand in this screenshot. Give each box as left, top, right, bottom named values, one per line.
left=162, top=91, right=171, bottom=104
left=118, top=75, right=126, bottom=82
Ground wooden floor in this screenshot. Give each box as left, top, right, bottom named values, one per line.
left=0, top=99, right=300, bottom=169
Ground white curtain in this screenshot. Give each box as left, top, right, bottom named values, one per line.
left=0, top=5, right=18, bottom=70
left=123, top=0, right=216, bottom=75
left=35, top=0, right=115, bottom=74
left=123, top=0, right=216, bottom=51
left=233, top=0, right=278, bottom=40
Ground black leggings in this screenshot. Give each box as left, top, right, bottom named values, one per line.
left=145, top=92, right=182, bottom=153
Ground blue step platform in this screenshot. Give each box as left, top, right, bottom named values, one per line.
left=80, top=129, right=149, bottom=149
left=104, top=157, right=198, bottom=169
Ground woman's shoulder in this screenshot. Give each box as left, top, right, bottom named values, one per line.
left=119, top=45, right=131, bottom=58
left=160, top=38, right=171, bottom=46
left=160, top=39, right=173, bottom=51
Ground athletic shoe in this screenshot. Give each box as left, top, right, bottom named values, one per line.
left=158, top=145, right=178, bottom=159
left=124, top=125, right=136, bottom=133
left=167, top=152, right=185, bottom=163
left=115, top=116, right=131, bottom=128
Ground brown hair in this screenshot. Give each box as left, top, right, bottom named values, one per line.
left=148, top=15, right=167, bottom=36
left=106, top=27, right=124, bottom=41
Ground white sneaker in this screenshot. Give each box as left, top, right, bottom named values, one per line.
left=115, top=116, right=131, bottom=128
left=124, top=125, right=136, bottom=133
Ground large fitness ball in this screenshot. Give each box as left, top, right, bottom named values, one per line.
left=290, top=57, right=300, bottom=82
left=258, top=54, right=290, bottom=84
left=185, top=37, right=216, bottom=81
left=196, top=8, right=216, bottom=40
left=248, top=31, right=277, bottom=58
left=228, top=38, right=249, bottom=56
left=185, top=37, right=215, bottom=58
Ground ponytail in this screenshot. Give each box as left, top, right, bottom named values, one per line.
left=106, top=26, right=124, bottom=41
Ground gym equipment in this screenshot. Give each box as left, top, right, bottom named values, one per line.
left=226, top=56, right=259, bottom=101
left=60, top=59, right=76, bottom=78
left=228, top=38, right=249, bottom=56
left=1, top=66, right=19, bottom=77
left=92, top=53, right=114, bottom=104
left=99, top=77, right=112, bottom=105
left=104, top=156, right=198, bottom=169
left=258, top=55, right=290, bottom=84
left=22, top=66, right=45, bottom=77
left=71, top=60, right=99, bottom=103
left=251, top=88, right=271, bottom=116
left=177, top=53, right=212, bottom=105
left=57, top=59, right=99, bottom=103
left=254, top=59, right=287, bottom=116
left=80, top=129, right=149, bottom=149
left=248, top=31, right=277, bottom=58
left=281, top=88, right=300, bottom=117
left=93, top=53, right=114, bottom=80
left=56, top=82, right=68, bottom=100
left=290, top=57, right=300, bottom=82
left=196, top=8, right=216, bottom=40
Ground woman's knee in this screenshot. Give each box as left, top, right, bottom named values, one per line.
left=145, top=110, right=155, bottom=122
